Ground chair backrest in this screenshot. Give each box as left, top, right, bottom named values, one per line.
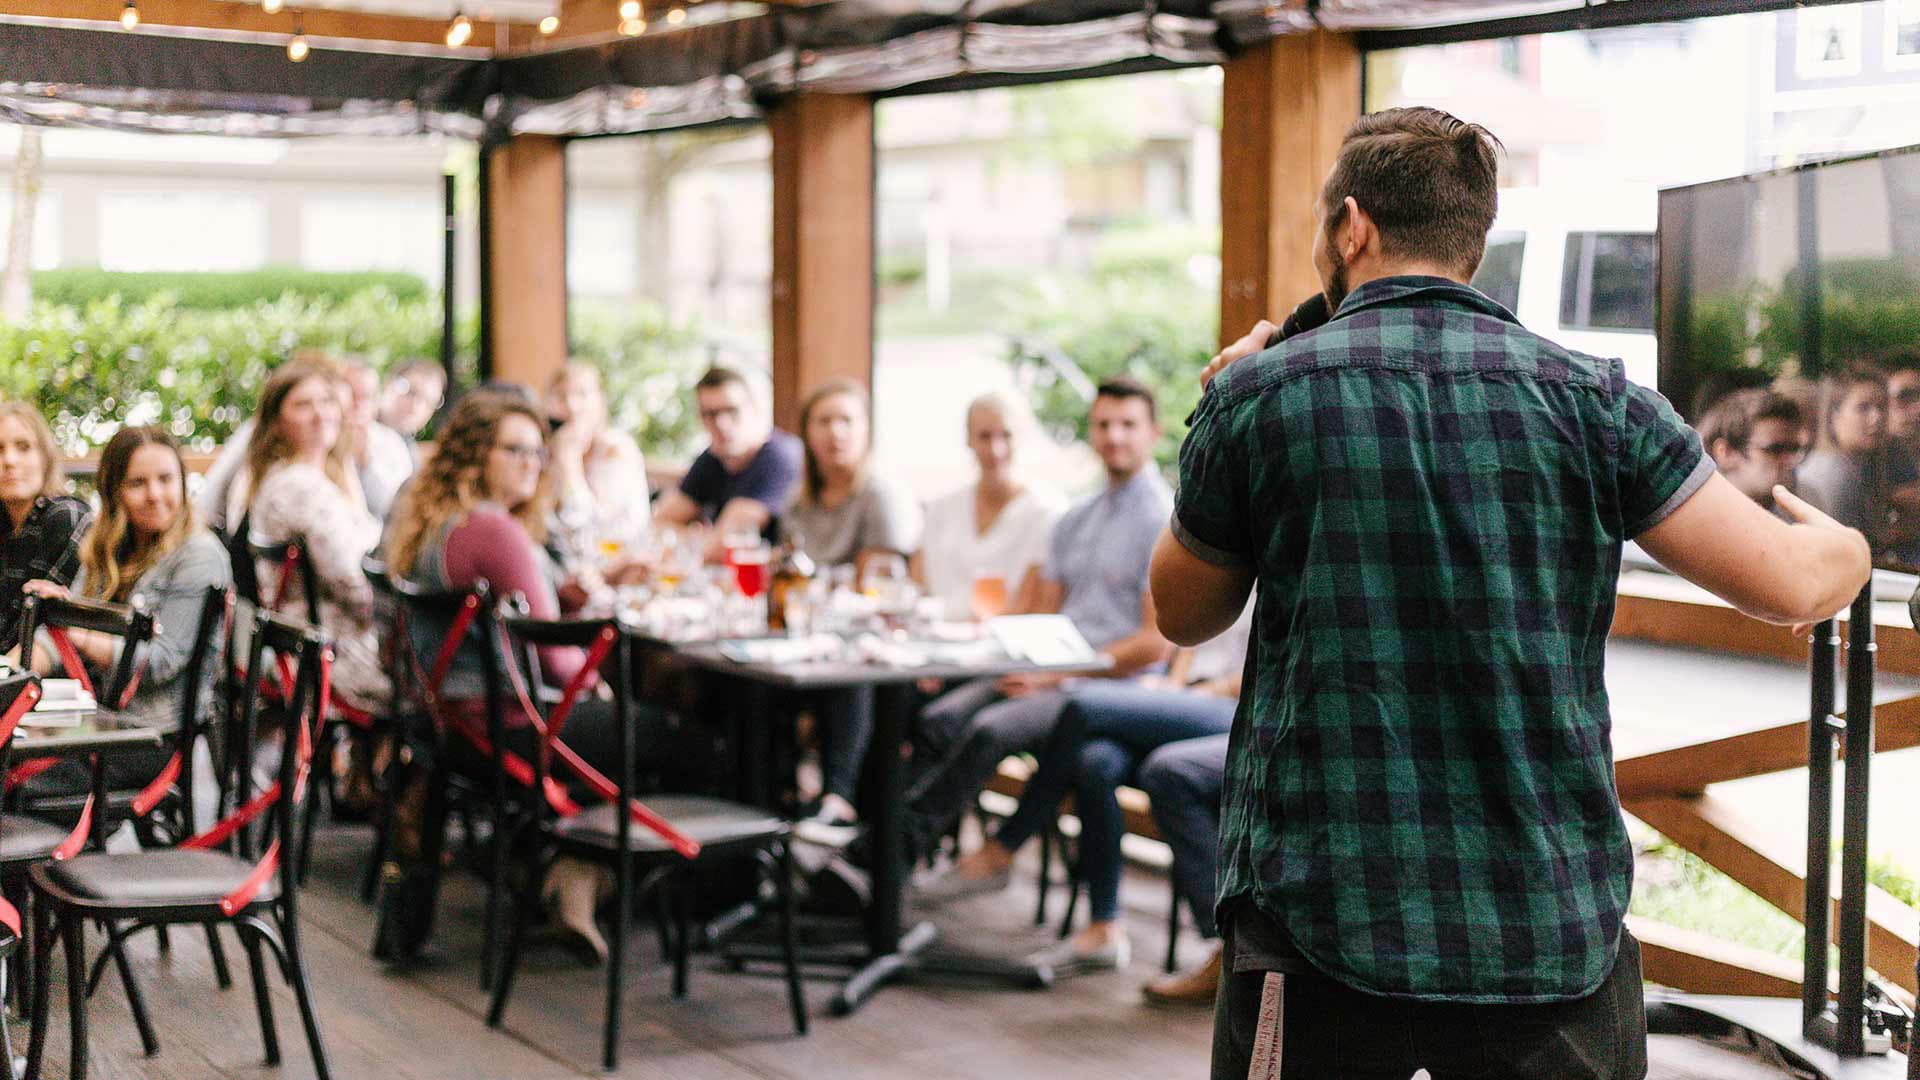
left=496, top=609, right=633, bottom=820
left=247, top=535, right=321, bottom=626
left=174, top=585, right=234, bottom=826
left=19, top=593, right=157, bottom=711
left=230, top=608, right=329, bottom=880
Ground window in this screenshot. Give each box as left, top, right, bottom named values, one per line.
left=1890, top=0, right=1920, bottom=69
left=1471, top=231, right=1525, bottom=314
left=1559, top=231, right=1654, bottom=332
left=299, top=196, right=440, bottom=281
left=100, top=193, right=266, bottom=271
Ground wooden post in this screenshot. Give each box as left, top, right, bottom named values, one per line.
left=485, top=135, right=569, bottom=391
left=768, top=94, right=875, bottom=435
left=1218, top=32, right=1361, bottom=349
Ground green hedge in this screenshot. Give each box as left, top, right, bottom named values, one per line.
left=0, top=288, right=707, bottom=461
left=30, top=268, right=429, bottom=310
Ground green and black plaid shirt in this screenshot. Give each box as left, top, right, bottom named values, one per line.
left=1175, top=276, right=1711, bottom=1003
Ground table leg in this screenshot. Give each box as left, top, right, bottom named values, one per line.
left=90, top=752, right=108, bottom=850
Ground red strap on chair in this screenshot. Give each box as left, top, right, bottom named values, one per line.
left=52, top=794, right=93, bottom=861
left=181, top=782, right=279, bottom=851
left=0, top=679, right=42, bottom=744
left=45, top=627, right=93, bottom=698
left=4, top=757, right=57, bottom=792
left=492, top=622, right=700, bottom=859
left=44, top=626, right=147, bottom=710
left=269, top=546, right=300, bottom=613
left=427, top=596, right=483, bottom=707
left=209, top=646, right=330, bottom=913
left=129, top=752, right=182, bottom=816
left=221, top=840, right=279, bottom=916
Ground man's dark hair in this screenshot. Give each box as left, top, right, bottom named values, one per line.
left=1322, top=106, right=1503, bottom=278
left=696, top=366, right=751, bottom=394
left=1696, top=387, right=1805, bottom=453
left=1878, top=346, right=1920, bottom=377
left=1094, top=375, right=1158, bottom=425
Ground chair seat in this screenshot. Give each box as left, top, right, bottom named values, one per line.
left=35, top=849, right=279, bottom=908
left=555, top=795, right=787, bottom=855
left=0, top=814, right=70, bottom=863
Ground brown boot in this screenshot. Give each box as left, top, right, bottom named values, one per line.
left=1142, top=943, right=1222, bottom=1006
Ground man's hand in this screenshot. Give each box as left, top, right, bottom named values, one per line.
left=996, top=672, right=1065, bottom=698
left=1201, top=320, right=1279, bottom=390
left=1776, top=484, right=1873, bottom=636
left=22, top=580, right=68, bottom=601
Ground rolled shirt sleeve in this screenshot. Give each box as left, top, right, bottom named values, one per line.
left=1171, top=388, right=1254, bottom=568
left=1615, top=374, right=1713, bottom=539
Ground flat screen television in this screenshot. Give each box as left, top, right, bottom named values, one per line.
left=1657, top=143, right=1920, bottom=571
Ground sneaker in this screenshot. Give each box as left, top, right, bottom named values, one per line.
left=911, top=863, right=1012, bottom=908
left=1027, top=933, right=1130, bottom=977
left=1142, top=944, right=1222, bottom=1006
left=792, top=805, right=861, bottom=850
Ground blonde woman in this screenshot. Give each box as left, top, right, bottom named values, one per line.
left=0, top=402, right=90, bottom=653
left=233, top=360, right=389, bottom=713
left=18, top=427, right=230, bottom=789
left=912, top=391, right=1063, bottom=620
left=545, top=361, right=649, bottom=542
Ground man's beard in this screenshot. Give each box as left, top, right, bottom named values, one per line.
left=1322, top=237, right=1350, bottom=312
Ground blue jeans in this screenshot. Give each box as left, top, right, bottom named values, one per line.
left=997, top=684, right=1236, bottom=924
left=1137, top=733, right=1229, bottom=938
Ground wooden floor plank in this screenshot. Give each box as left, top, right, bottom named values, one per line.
left=13, top=818, right=1836, bottom=1079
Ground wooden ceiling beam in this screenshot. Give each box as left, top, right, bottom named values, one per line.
left=0, top=0, right=517, bottom=51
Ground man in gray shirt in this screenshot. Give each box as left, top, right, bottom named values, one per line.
left=905, top=376, right=1175, bottom=880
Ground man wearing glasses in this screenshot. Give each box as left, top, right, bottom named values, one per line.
left=1696, top=387, right=1807, bottom=513
left=652, top=366, right=802, bottom=557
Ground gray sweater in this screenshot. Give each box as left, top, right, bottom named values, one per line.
left=64, top=530, right=231, bottom=732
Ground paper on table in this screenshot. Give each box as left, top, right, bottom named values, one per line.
left=986, top=615, right=1097, bottom=667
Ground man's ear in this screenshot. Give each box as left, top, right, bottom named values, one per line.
left=1342, top=196, right=1374, bottom=260
left=1709, top=436, right=1737, bottom=464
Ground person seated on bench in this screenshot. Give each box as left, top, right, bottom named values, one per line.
left=1135, top=732, right=1230, bottom=1005
left=922, top=605, right=1251, bottom=976
left=904, top=378, right=1174, bottom=874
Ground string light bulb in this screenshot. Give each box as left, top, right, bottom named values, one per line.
left=665, top=3, right=685, bottom=25
left=619, top=15, right=645, bottom=34
left=618, top=0, right=641, bottom=19
left=287, top=23, right=309, bottom=61
left=538, top=14, right=559, bottom=33
left=445, top=10, right=473, bottom=47
left=263, top=0, right=283, bottom=12
left=120, top=0, right=140, bottom=29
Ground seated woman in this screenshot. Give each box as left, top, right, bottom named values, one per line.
left=921, top=605, right=1253, bottom=975
left=0, top=402, right=91, bottom=655
left=782, top=381, right=923, bottom=842
left=231, top=359, right=390, bottom=715
left=385, top=389, right=655, bottom=964
left=546, top=361, right=649, bottom=557
left=913, top=391, right=1062, bottom=620
left=18, top=426, right=231, bottom=798
left=1797, top=367, right=1889, bottom=547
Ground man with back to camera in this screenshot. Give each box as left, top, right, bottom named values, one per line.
left=1696, top=387, right=1807, bottom=512
left=652, top=366, right=803, bottom=559
left=1153, top=106, right=1871, bottom=1078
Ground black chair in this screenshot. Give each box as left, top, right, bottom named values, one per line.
left=484, top=610, right=807, bottom=1073
left=245, top=535, right=383, bottom=883
left=379, top=573, right=511, bottom=982
left=23, top=608, right=335, bottom=1080
left=0, top=670, right=46, bottom=1065
left=13, top=588, right=241, bottom=998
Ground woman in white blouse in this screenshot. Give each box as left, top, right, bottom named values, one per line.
left=912, top=391, right=1063, bottom=619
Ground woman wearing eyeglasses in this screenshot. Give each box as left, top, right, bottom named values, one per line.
left=385, top=389, right=660, bottom=965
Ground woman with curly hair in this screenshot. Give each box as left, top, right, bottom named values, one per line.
left=386, top=388, right=658, bottom=965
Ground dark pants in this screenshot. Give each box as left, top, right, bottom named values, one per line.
left=1211, top=931, right=1649, bottom=1080
left=995, top=684, right=1235, bottom=924
left=1135, top=732, right=1230, bottom=938
left=808, top=687, right=874, bottom=805
left=904, top=677, right=1070, bottom=861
